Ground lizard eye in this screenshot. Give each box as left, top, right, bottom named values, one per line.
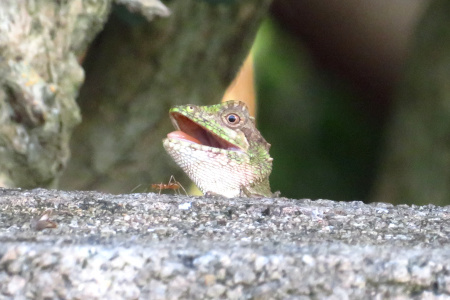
left=225, top=113, right=240, bottom=125
left=225, top=113, right=242, bottom=126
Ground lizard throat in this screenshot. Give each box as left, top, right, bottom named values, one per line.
left=168, top=113, right=241, bottom=151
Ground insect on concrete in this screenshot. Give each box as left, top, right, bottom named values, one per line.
left=151, top=175, right=188, bottom=196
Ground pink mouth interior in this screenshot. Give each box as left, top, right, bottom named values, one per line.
left=167, top=113, right=240, bottom=151
left=167, top=131, right=202, bottom=144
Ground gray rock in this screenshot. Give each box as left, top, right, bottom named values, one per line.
left=0, top=188, right=450, bottom=299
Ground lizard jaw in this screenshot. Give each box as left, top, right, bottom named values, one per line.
left=167, top=112, right=242, bottom=152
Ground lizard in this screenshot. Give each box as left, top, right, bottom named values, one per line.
left=163, top=100, right=273, bottom=198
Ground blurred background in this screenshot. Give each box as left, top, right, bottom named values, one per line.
left=250, top=0, right=426, bottom=201
left=57, top=0, right=450, bottom=206
left=249, top=0, right=439, bottom=203
left=5, top=0, right=450, bottom=206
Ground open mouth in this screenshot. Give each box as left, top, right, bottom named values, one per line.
left=167, top=112, right=241, bottom=151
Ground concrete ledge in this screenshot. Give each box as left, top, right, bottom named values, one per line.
left=1, top=189, right=449, bottom=299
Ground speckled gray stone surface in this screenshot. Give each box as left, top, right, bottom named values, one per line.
left=0, top=188, right=449, bottom=299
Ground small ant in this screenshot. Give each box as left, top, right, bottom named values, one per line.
left=152, top=175, right=188, bottom=195
left=31, top=209, right=57, bottom=231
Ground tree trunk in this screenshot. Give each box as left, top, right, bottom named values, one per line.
left=0, top=0, right=270, bottom=192
left=0, top=0, right=111, bottom=188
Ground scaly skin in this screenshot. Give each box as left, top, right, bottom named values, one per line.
left=163, top=100, right=273, bottom=198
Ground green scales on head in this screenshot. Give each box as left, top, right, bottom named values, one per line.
left=163, top=100, right=273, bottom=198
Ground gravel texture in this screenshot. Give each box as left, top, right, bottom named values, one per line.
left=0, top=188, right=450, bottom=299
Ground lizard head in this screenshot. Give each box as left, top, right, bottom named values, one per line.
left=163, top=100, right=273, bottom=198
left=166, top=100, right=271, bottom=153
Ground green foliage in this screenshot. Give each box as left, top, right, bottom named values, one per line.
left=253, top=18, right=381, bottom=201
